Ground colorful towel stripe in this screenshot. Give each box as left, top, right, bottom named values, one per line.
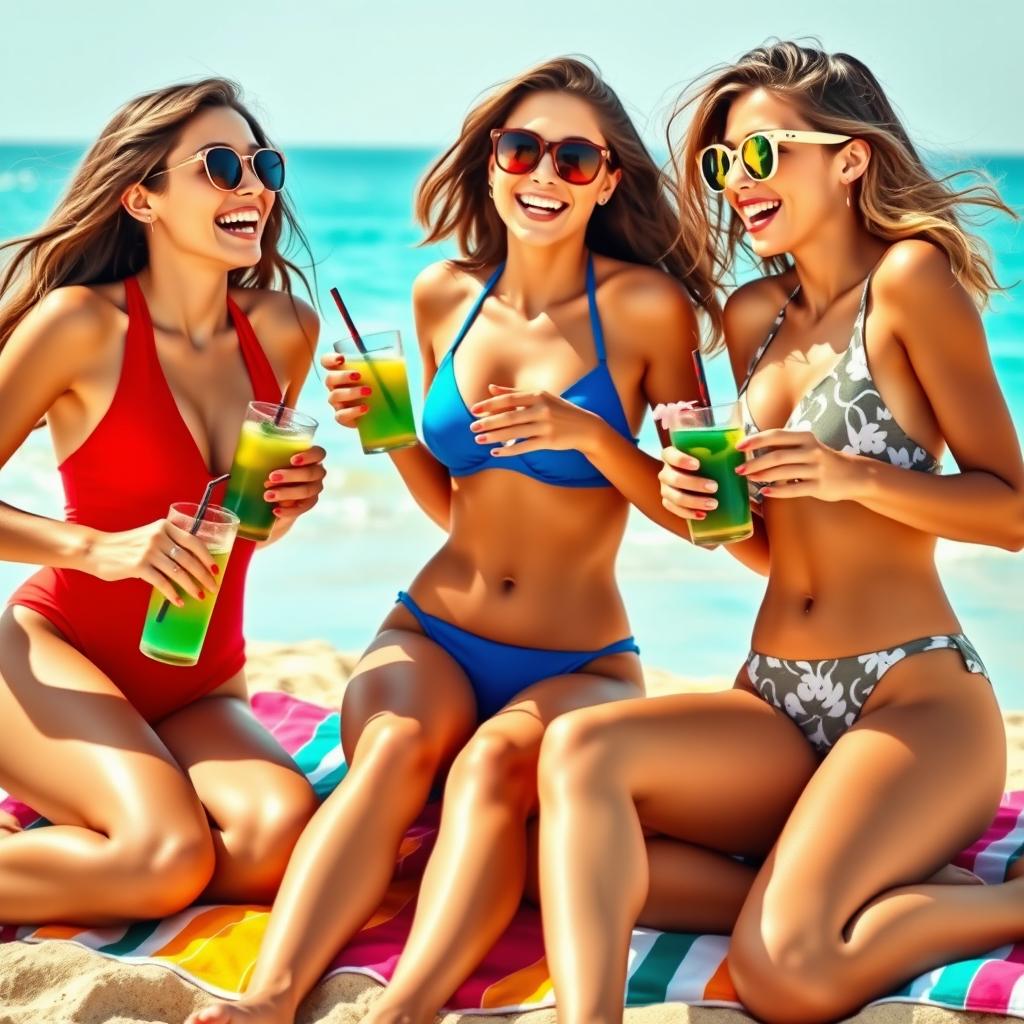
left=3, top=692, right=1024, bottom=1016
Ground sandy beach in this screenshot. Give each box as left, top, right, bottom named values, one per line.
left=1, top=640, right=1020, bottom=1024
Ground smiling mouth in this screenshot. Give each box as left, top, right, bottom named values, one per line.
left=214, top=210, right=260, bottom=237
left=515, top=193, right=569, bottom=220
left=741, top=199, right=781, bottom=234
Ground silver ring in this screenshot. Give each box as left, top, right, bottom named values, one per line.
left=168, top=544, right=182, bottom=568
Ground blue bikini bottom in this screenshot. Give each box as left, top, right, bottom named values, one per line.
left=396, top=591, right=640, bottom=719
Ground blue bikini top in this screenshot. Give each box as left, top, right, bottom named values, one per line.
left=422, top=254, right=636, bottom=488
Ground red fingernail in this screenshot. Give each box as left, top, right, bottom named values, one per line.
left=735, top=466, right=747, bottom=475
left=291, top=455, right=303, bottom=465
left=349, top=372, right=361, bottom=381
left=360, top=386, right=372, bottom=396
left=269, top=472, right=283, bottom=483
left=273, top=507, right=283, bottom=517
left=762, top=486, right=772, bottom=495
left=198, top=590, right=205, bottom=600
left=265, top=491, right=276, bottom=501
left=211, top=564, right=219, bottom=575
left=695, top=512, right=706, bottom=520
left=360, top=404, right=369, bottom=412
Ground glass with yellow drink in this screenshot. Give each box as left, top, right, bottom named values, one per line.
left=139, top=503, right=239, bottom=666
left=333, top=330, right=417, bottom=454
left=223, top=401, right=318, bottom=541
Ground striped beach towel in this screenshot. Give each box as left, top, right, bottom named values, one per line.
left=3, top=691, right=1024, bottom=1016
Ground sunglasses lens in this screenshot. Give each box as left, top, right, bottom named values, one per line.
left=204, top=147, right=244, bottom=190
left=495, top=131, right=541, bottom=175
left=253, top=149, right=286, bottom=191
left=700, top=147, right=730, bottom=192
left=741, top=134, right=774, bottom=180
left=554, top=141, right=603, bottom=185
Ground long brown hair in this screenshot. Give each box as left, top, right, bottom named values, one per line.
left=416, top=56, right=720, bottom=340
left=672, top=40, right=1016, bottom=348
left=0, top=78, right=314, bottom=349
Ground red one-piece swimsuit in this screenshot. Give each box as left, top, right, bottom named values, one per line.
left=8, top=277, right=284, bottom=722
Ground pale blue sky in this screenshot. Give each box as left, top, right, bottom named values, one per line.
left=1, top=0, right=1020, bottom=150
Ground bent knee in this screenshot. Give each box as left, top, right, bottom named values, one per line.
left=222, top=776, right=318, bottom=871
left=356, top=714, right=446, bottom=780
left=115, top=821, right=216, bottom=918
left=730, top=917, right=845, bottom=1024
left=448, top=731, right=536, bottom=804
left=538, top=708, right=620, bottom=795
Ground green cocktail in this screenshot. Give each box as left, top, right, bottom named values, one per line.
left=667, top=401, right=753, bottom=546
left=224, top=402, right=318, bottom=541
left=334, top=330, right=417, bottom=454
left=139, top=503, right=239, bottom=666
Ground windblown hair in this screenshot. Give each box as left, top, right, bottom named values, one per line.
left=416, top=56, right=720, bottom=339
left=672, top=40, right=1015, bottom=349
left=0, top=78, right=313, bottom=349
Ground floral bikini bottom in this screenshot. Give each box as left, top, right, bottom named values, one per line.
left=745, top=634, right=989, bottom=755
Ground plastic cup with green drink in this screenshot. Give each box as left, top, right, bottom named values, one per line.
left=660, top=400, right=753, bottom=547
left=223, top=401, right=318, bottom=542
left=139, top=502, right=239, bottom=666
left=332, top=330, right=417, bottom=455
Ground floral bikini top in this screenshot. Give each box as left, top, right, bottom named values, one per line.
left=738, top=275, right=941, bottom=503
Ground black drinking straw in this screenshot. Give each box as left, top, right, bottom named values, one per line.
left=329, top=286, right=400, bottom=418
left=273, top=389, right=288, bottom=426
left=155, top=472, right=231, bottom=624
left=692, top=349, right=711, bottom=407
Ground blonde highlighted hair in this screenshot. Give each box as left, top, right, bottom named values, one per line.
left=0, top=78, right=313, bottom=350
left=417, top=56, right=721, bottom=339
left=671, top=41, right=1016, bottom=352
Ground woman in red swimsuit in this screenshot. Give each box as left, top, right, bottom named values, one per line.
left=0, top=79, right=326, bottom=924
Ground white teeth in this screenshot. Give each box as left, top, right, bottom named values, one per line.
left=744, top=200, right=780, bottom=218
left=519, top=194, right=565, bottom=212
left=216, top=210, right=260, bottom=227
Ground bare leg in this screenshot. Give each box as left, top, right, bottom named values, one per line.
left=538, top=683, right=818, bottom=1024
left=156, top=686, right=320, bottom=904
left=0, top=607, right=215, bottom=925
left=185, top=627, right=478, bottom=1024
left=729, top=650, right=1010, bottom=1024
left=366, top=652, right=644, bottom=1024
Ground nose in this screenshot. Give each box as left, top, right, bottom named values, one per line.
left=531, top=147, right=559, bottom=185
left=723, top=152, right=750, bottom=192
left=235, top=156, right=265, bottom=197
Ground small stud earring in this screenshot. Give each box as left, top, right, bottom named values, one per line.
left=598, top=196, right=608, bottom=206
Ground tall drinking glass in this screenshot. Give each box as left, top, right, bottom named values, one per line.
left=666, top=401, right=753, bottom=547
left=224, top=402, right=318, bottom=541
left=333, top=330, right=417, bottom=454
left=139, top=503, right=239, bottom=666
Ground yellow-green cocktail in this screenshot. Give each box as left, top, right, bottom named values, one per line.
left=334, top=330, right=417, bottom=454
left=139, top=503, right=239, bottom=666
left=224, top=402, right=318, bottom=541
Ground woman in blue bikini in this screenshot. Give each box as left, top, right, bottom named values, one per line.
left=187, top=57, right=743, bottom=1024
left=535, top=42, right=1024, bottom=1024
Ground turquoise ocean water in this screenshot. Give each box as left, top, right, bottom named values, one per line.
left=0, top=144, right=1022, bottom=701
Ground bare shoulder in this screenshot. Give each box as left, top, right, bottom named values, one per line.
left=6, top=284, right=120, bottom=369
left=723, top=272, right=796, bottom=382
left=596, top=257, right=698, bottom=355
left=872, top=239, right=961, bottom=307
left=233, top=287, right=320, bottom=359
left=412, top=259, right=492, bottom=349
left=413, top=259, right=482, bottom=318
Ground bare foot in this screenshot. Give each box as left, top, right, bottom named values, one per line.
left=184, top=994, right=294, bottom=1024
left=926, top=863, right=985, bottom=886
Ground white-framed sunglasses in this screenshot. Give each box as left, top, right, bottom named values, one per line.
left=697, top=129, right=851, bottom=193
left=146, top=145, right=286, bottom=192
